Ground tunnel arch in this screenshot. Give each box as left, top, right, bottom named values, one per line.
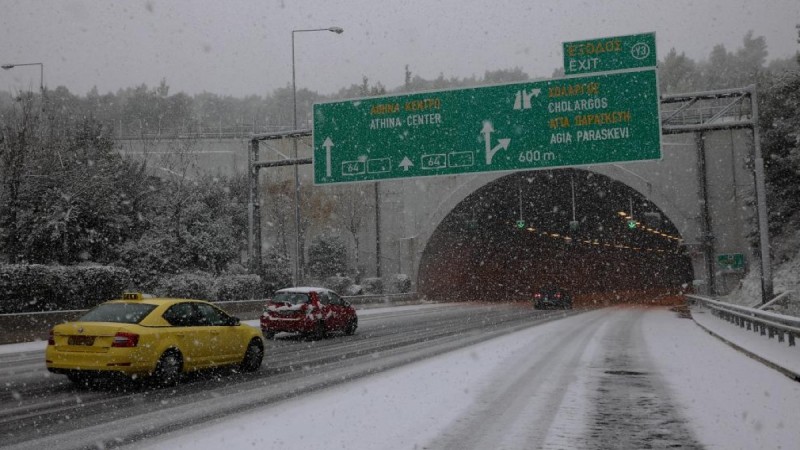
left=416, top=168, right=694, bottom=305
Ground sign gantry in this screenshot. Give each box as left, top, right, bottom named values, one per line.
left=313, top=68, right=661, bottom=185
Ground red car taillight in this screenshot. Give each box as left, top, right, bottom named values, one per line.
left=48, top=329, right=55, bottom=346
left=111, top=332, right=139, bottom=348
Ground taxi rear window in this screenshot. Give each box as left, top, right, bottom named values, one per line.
left=79, top=303, right=157, bottom=324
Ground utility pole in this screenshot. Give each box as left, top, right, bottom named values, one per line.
left=375, top=182, right=382, bottom=279
left=290, top=26, right=344, bottom=286
left=749, top=86, right=773, bottom=302
left=695, top=132, right=716, bottom=296
left=796, top=24, right=800, bottom=64
left=248, top=140, right=261, bottom=272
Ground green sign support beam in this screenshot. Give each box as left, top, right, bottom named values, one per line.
left=563, top=32, right=656, bottom=75
left=313, top=68, right=661, bottom=185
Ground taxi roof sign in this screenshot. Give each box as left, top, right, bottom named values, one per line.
left=122, top=292, right=144, bottom=300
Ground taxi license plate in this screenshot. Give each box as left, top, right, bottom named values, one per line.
left=68, top=335, right=95, bottom=346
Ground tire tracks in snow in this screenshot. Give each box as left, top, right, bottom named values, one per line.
left=583, top=307, right=703, bottom=449
left=425, top=309, right=612, bottom=449
left=424, top=307, right=704, bottom=449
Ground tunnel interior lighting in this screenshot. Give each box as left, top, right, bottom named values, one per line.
left=513, top=215, right=683, bottom=254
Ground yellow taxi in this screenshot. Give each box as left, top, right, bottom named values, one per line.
left=46, top=292, right=264, bottom=385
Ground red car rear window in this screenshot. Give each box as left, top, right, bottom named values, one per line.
left=272, top=292, right=311, bottom=304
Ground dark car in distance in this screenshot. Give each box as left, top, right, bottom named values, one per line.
left=533, top=287, right=573, bottom=310
left=260, top=287, right=358, bottom=339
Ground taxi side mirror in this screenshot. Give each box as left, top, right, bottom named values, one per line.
left=228, top=316, right=241, bottom=326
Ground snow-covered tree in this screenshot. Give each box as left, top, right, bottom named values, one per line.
left=307, top=235, right=347, bottom=279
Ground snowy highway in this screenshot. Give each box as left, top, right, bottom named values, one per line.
left=2, top=303, right=800, bottom=449
left=2, top=303, right=569, bottom=449
left=3, top=2, right=798, bottom=450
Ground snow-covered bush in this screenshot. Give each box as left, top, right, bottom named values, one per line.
left=323, top=275, right=353, bottom=294
left=62, top=265, right=132, bottom=309
left=156, top=272, right=215, bottom=300
left=362, top=277, right=383, bottom=294
left=260, top=249, right=292, bottom=294
left=307, top=236, right=347, bottom=279
left=0, top=264, right=60, bottom=313
left=117, top=233, right=183, bottom=291
left=0, top=264, right=130, bottom=312
left=225, top=263, right=248, bottom=276
left=214, top=274, right=263, bottom=302
left=385, top=273, right=412, bottom=294
left=344, top=284, right=364, bottom=296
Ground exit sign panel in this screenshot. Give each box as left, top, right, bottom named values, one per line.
left=563, top=33, right=656, bottom=75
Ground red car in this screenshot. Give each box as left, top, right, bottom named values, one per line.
left=260, top=287, right=358, bottom=339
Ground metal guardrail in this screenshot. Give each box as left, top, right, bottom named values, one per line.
left=210, top=292, right=418, bottom=308
left=688, top=295, right=800, bottom=347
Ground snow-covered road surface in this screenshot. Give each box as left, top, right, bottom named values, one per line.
left=147, top=306, right=800, bottom=450
left=1, top=303, right=571, bottom=449
left=3, top=304, right=798, bottom=449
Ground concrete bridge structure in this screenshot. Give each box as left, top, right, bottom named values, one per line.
left=116, top=87, right=766, bottom=299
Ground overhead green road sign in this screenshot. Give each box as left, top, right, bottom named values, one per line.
left=313, top=68, right=661, bottom=185
left=564, top=32, right=656, bottom=75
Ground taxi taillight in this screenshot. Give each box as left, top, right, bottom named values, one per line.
left=111, top=332, right=139, bottom=348
left=48, top=329, right=55, bottom=346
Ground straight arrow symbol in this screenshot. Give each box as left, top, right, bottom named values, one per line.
left=323, top=137, right=334, bottom=177
left=399, top=156, right=413, bottom=171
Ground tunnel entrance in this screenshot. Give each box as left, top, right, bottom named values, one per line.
left=418, top=169, right=694, bottom=306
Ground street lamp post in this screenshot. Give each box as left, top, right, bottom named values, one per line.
left=1, top=62, right=44, bottom=92
left=291, top=27, right=343, bottom=287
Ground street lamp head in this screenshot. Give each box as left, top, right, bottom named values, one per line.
left=1, top=64, right=14, bottom=70
left=328, top=27, right=344, bottom=34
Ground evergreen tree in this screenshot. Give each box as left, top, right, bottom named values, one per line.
left=307, top=235, right=347, bottom=279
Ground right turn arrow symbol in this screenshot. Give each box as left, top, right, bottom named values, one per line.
left=481, top=121, right=511, bottom=165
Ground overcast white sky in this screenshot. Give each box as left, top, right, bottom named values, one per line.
left=1, top=0, right=798, bottom=97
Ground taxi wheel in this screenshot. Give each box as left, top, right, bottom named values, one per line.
left=344, top=317, right=358, bottom=335
left=240, top=338, right=264, bottom=372
left=67, top=372, right=90, bottom=387
left=153, top=350, right=183, bottom=386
